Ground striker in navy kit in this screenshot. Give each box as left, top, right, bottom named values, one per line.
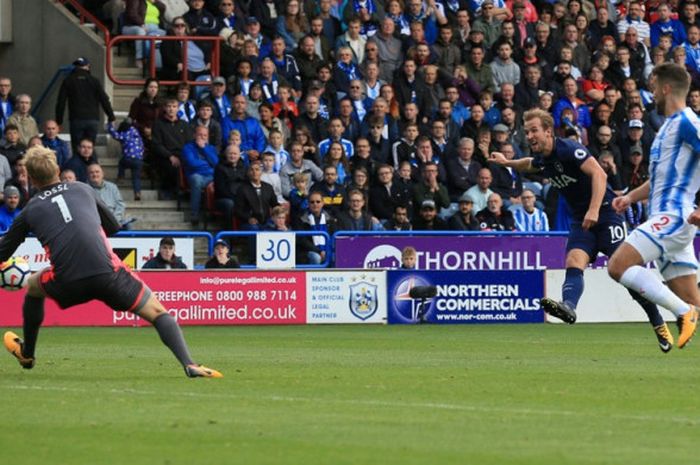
left=0, top=147, right=222, bottom=377
left=490, top=109, right=672, bottom=352
left=531, top=138, right=626, bottom=259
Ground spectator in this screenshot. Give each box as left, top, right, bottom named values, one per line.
left=446, top=138, right=481, bottom=201
left=0, top=124, right=27, bottom=171
left=384, top=204, right=412, bottom=230
left=0, top=76, right=13, bottom=133
left=464, top=167, right=494, bottom=213
left=63, top=138, right=98, bottom=183
left=205, top=239, right=241, bottom=269
left=160, top=17, right=211, bottom=81
left=235, top=163, right=279, bottom=230
left=598, top=150, right=624, bottom=193
left=9, top=158, right=36, bottom=207
left=512, top=189, right=549, bottom=231
left=128, top=78, right=162, bottom=142
left=650, top=3, right=686, bottom=48
left=617, top=1, right=650, bottom=46
left=215, top=0, right=244, bottom=36
left=190, top=100, right=222, bottom=153
left=490, top=40, right=520, bottom=93
left=369, top=164, right=410, bottom=222
left=411, top=161, right=450, bottom=216
left=488, top=142, right=522, bottom=207
left=413, top=199, right=448, bottom=230
left=401, top=246, right=417, bottom=268
left=0, top=152, right=10, bottom=200
left=392, top=123, right=419, bottom=169
left=223, top=94, right=266, bottom=161
left=319, top=118, right=353, bottom=160
left=371, top=18, right=403, bottom=83
left=0, top=185, right=21, bottom=232
left=122, top=0, right=167, bottom=69
left=465, top=45, right=494, bottom=94
left=552, top=76, right=592, bottom=129
left=143, top=236, right=188, bottom=269
left=41, top=120, right=71, bottom=168
left=448, top=192, right=480, bottom=230
left=175, top=82, right=197, bottom=123
left=276, top=0, right=308, bottom=50
left=261, top=151, right=285, bottom=204
left=181, top=125, right=218, bottom=227
left=107, top=118, right=145, bottom=201
left=7, top=94, right=39, bottom=147
left=264, top=205, right=292, bottom=231
left=55, top=59, right=115, bottom=153
left=214, top=144, right=247, bottom=228
left=288, top=172, right=310, bottom=219
left=269, top=37, right=303, bottom=93
left=279, top=141, right=323, bottom=198
left=476, top=192, right=516, bottom=230
left=87, top=163, right=131, bottom=230
left=293, top=190, right=335, bottom=264
left=311, top=164, right=346, bottom=216
left=296, top=95, right=329, bottom=144
left=296, top=35, right=324, bottom=84
left=151, top=98, right=193, bottom=198
left=336, top=188, right=380, bottom=231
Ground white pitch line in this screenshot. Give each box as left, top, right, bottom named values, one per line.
left=3, top=383, right=699, bottom=426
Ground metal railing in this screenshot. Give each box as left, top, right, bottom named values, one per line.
left=55, top=0, right=111, bottom=43
left=31, top=65, right=74, bottom=120
left=106, top=35, right=223, bottom=86
left=115, top=230, right=215, bottom=254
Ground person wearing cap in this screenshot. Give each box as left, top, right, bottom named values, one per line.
left=205, top=239, right=240, bottom=269
left=55, top=57, right=115, bottom=155
left=471, top=0, right=505, bottom=49
left=448, top=192, right=479, bottom=230
left=143, top=236, right=188, bottom=269
left=412, top=198, right=447, bottom=230
left=0, top=185, right=21, bottom=232
left=512, top=2, right=535, bottom=49
left=620, top=117, right=650, bottom=167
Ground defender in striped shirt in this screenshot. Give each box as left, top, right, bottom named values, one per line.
left=609, top=62, right=700, bottom=350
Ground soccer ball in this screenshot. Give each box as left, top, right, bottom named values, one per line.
left=0, top=257, right=31, bottom=291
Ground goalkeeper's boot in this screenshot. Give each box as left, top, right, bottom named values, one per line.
left=653, top=323, right=674, bottom=353
left=3, top=331, right=35, bottom=369
left=541, top=298, right=577, bottom=324
left=185, top=364, right=223, bottom=378
left=677, top=307, right=698, bottom=349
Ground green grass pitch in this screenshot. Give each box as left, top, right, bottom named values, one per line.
left=1, top=324, right=698, bottom=465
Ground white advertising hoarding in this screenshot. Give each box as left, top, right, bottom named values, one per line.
left=306, top=270, right=387, bottom=324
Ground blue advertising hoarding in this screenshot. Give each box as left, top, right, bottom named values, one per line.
left=387, top=270, right=545, bottom=324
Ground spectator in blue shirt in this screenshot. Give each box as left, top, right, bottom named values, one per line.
left=182, top=125, right=219, bottom=227
left=0, top=185, right=21, bottom=232
left=40, top=120, right=71, bottom=168
left=222, top=94, right=266, bottom=163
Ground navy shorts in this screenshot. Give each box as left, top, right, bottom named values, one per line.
left=40, top=267, right=151, bottom=312
left=566, top=215, right=627, bottom=262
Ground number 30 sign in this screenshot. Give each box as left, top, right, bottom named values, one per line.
left=256, top=232, right=296, bottom=269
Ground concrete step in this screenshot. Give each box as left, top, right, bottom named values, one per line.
left=114, top=96, right=136, bottom=110
left=125, top=199, right=178, bottom=209
left=120, top=189, right=159, bottom=201
left=112, top=54, right=132, bottom=68
left=113, top=66, right=144, bottom=79
left=114, top=87, right=142, bottom=98
left=129, top=210, right=186, bottom=222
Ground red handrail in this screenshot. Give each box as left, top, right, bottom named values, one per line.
left=106, top=35, right=223, bottom=87
left=55, top=0, right=111, bottom=43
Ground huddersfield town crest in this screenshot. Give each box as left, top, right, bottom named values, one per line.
left=349, top=281, right=378, bottom=320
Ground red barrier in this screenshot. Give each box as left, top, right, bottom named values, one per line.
left=0, top=271, right=306, bottom=327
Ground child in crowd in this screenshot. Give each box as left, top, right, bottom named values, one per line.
left=289, top=172, right=309, bottom=219
left=107, top=118, right=144, bottom=201
left=262, top=129, right=289, bottom=172
left=479, top=90, right=500, bottom=128
left=401, top=246, right=417, bottom=269
left=261, top=151, right=286, bottom=204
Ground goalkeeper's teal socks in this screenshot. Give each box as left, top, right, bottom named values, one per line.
left=562, top=267, right=584, bottom=310
left=153, top=313, right=195, bottom=367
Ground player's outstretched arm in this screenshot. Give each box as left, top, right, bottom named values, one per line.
left=489, top=152, right=535, bottom=172
left=613, top=180, right=651, bottom=213
left=580, top=157, right=606, bottom=230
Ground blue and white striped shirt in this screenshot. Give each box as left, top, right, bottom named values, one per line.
left=648, top=107, right=700, bottom=219
left=512, top=206, right=549, bottom=232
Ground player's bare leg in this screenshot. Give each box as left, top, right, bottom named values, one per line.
left=541, top=249, right=588, bottom=324
left=135, top=295, right=222, bottom=378
left=609, top=243, right=698, bottom=348
left=3, top=269, right=48, bottom=369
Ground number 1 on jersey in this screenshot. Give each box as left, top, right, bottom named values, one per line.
left=51, top=194, right=73, bottom=223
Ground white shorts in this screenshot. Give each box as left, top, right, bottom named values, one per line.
left=625, top=214, right=698, bottom=281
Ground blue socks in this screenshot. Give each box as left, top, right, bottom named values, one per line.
left=562, top=268, right=584, bottom=310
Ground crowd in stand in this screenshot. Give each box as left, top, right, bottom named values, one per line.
left=4, top=0, right=700, bottom=259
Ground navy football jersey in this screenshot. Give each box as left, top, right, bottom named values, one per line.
left=0, top=181, right=121, bottom=281
left=531, top=138, right=617, bottom=221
